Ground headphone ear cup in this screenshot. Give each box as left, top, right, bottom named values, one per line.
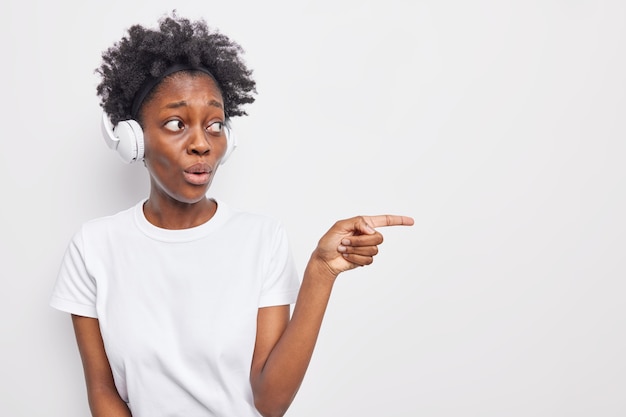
left=220, top=124, right=237, bottom=165
left=101, top=113, right=144, bottom=164
left=114, top=120, right=144, bottom=164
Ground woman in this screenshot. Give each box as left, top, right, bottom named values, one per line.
left=51, top=13, right=413, bottom=417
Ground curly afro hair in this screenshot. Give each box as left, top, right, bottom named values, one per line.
left=96, top=12, right=256, bottom=125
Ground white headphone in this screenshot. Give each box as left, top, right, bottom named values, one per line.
left=100, top=112, right=237, bottom=165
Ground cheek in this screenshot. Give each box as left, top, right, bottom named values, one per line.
left=143, top=143, right=177, bottom=177
left=146, top=155, right=176, bottom=178
left=144, top=137, right=175, bottom=164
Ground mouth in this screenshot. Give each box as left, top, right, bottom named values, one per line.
left=183, top=163, right=213, bottom=185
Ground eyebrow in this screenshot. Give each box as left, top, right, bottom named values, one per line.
left=164, top=99, right=223, bottom=109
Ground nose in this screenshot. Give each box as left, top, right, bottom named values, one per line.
left=187, top=127, right=211, bottom=155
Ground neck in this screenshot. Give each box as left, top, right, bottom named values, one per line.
left=143, top=194, right=217, bottom=230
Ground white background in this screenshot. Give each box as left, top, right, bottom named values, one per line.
left=1, top=0, right=625, bottom=416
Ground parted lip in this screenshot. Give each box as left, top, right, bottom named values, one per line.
left=184, top=162, right=212, bottom=174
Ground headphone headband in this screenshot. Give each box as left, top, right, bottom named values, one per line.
left=131, top=64, right=217, bottom=118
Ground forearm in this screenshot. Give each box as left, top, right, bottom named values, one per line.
left=251, top=255, right=336, bottom=416
left=87, top=384, right=132, bottom=417
left=251, top=215, right=414, bottom=416
left=71, top=315, right=131, bottom=417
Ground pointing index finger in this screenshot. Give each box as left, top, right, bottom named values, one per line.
left=365, top=215, right=415, bottom=228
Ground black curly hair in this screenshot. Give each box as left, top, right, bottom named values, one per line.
left=96, top=12, right=256, bottom=125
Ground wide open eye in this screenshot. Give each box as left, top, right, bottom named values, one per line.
left=164, top=120, right=185, bottom=132
left=206, top=121, right=224, bottom=135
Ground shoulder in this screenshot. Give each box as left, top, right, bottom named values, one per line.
left=219, top=200, right=283, bottom=228
left=75, top=201, right=141, bottom=240
left=217, top=200, right=288, bottom=239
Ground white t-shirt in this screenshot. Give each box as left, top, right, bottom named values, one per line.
left=50, top=199, right=300, bottom=417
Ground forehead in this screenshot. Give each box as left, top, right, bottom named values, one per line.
left=149, top=71, right=224, bottom=106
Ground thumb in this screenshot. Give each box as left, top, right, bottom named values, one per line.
left=352, top=216, right=376, bottom=235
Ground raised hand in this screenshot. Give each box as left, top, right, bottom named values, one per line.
left=312, top=215, right=414, bottom=278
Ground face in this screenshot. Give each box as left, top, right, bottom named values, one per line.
left=139, top=72, right=227, bottom=206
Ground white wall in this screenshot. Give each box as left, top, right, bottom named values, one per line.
left=1, top=0, right=625, bottom=415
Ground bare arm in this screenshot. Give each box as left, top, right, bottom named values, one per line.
left=72, top=315, right=132, bottom=417
left=250, top=215, right=414, bottom=417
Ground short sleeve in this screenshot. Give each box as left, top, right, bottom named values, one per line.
left=258, top=224, right=300, bottom=308
left=49, top=229, right=98, bottom=318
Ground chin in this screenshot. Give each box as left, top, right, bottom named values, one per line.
left=165, top=188, right=211, bottom=205
left=182, top=193, right=210, bottom=205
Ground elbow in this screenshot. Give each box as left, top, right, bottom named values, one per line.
left=256, top=407, right=286, bottom=417
left=255, top=405, right=287, bottom=417
left=253, top=393, right=293, bottom=417
left=250, top=368, right=300, bottom=417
